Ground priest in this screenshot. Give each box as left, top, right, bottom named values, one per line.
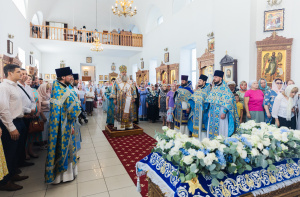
left=173, top=75, right=193, bottom=135
left=45, top=67, right=81, bottom=184
left=187, top=74, right=211, bottom=140
left=106, top=78, right=116, bottom=125
left=205, top=70, right=239, bottom=139
left=111, top=65, right=137, bottom=130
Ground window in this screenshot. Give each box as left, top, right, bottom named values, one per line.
left=191, top=48, right=197, bottom=89
left=18, top=47, right=25, bottom=68
left=157, top=16, right=164, bottom=25
left=12, top=0, right=27, bottom=19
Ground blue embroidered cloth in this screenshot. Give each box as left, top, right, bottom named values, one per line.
left=137, top=152, right=300, bottom=197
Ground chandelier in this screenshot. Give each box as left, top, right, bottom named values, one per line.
left=91, top=37, right=103, bottom=52
left=112, top=0, right=137, bottom=17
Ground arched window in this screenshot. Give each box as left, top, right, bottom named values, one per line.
left=32, top=11, right=43, bottom=25
left=157, top=16, right=164, bottom=25
left=146, top=6, right=163, bottom=33
left=12, top=0, right=27, bottom=19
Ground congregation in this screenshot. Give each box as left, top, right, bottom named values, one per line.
left=0, top=63, right=299, bottom=192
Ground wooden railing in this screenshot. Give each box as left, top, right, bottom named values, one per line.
left=30, top=23, right=143, bottom=47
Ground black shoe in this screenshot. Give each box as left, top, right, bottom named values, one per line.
left=79, top=119, right=83, bottom=125
left=0, top=181, right=23, bottom=191
left=15, top=169, right=22, bottom=175
left=84, top=119, right=88, bottom=123
left=19, top=161, right=34, bottom=168
left=11, top=174, right=29, bottom=182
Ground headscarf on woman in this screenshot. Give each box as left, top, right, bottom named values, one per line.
left=248, top=80, right=256, bottom=89
left=271, top=79, right=284, bottom=93
left=38, top=83, right=51, bottom=101
left=239, top=81, right=247, bottom=91
left=258, top=78, right=270, bottom=92
left=284, top=85, right=298, bottom=121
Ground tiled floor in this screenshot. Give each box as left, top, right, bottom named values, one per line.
left=0, top=107, right=164, bottom=197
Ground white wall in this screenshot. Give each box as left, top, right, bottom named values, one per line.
left=0, top=0, right=42, bottom=69
left=41, top=53, right=130, bottom=82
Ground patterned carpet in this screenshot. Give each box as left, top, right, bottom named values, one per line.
left=103, top=130, right=157, bottom=197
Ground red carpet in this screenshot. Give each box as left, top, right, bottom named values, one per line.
left=103, top=130, right=157, bottom=197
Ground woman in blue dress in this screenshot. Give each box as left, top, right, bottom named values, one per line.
left=264, top=79, right=284, bottom=124
left=139, top=84, right=148, bottom=121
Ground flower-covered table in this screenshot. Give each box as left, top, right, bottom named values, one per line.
left=136, top=121, right=300, bottom=197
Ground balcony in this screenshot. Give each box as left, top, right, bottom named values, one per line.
left=30, top=23, right=143, bottom=47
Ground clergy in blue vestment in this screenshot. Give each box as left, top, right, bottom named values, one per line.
left=45, top=67, right=81, bottom=184
left=205, top=70, right=239, bottom=139
left=173, top=75, right=194, bottom=135
left=106, top=78, right=116, bottom=125
left=69, top=73, right=82, bottom=153
left=187, top=74, right=211, bottom=140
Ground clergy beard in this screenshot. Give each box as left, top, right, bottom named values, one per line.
left=122, top=75, right=128, bottom=82
left=214, top=81, right=221, bottom=85
left=181, top=83, right=187, bottom=87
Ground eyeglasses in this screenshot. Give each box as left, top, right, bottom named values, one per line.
left=276, top=82, right=283, bottom=85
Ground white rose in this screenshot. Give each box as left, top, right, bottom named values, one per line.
left=262, top=149, right=269, bottom=156
left=183, top=155, right=194, bottom=165
left=219, top=144, right=227, bottom=152
left=174, top=140, right=184, bottom=149
left=158, top=139, right=166, bottom=150
left=236, top=146, right=243, bottom=155
left=262, top=138, right=271, bottom=146
left=188, top=149, right=198, bottom=156
left=250, top=135, right=260, bottom=146
left=169, top=147, right=180, bottom=156
left=293, top=130, right=300, bottom=140
left=196, top=151, right=205, bottom=159
left=201, top=138, right=211, bottom=148
left=165, top=140, right=174, bottom=150
left=257, top=143, right=264, bottom=151
left=251, top=148, right=259, bottom=157
left=208, top=140, right=221, bottom=151
left=281, top=144, right=288, bottom=151
left=166, top=129, right=176, bottom=138
left=281, top=132, right=288, bottom=142
left=273, top=132, right=282, bottom=141
left=241, top=150, right=247, bottom=159
left=216, top=136, right=224, bottom=141
left=162, top=126, right=169, bottom=132
left=191, top=138, right=202, bottom=148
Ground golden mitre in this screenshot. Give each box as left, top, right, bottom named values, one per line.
left=119, top=65, right=127, bottom=72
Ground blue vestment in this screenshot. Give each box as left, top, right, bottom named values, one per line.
left=205, top=81, right=239, bottom=139
left=45, top=81, right=81, bottom=183
left=188, top=83, right=211, bottom=138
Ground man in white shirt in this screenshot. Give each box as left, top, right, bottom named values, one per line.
left=17, top=68, right=36, bottom=168
left=0, top=64, right=29, bottom=191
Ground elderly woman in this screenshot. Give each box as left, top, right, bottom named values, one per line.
left=38, top=83, right=51, bottom=148
left=236, top=81, right=247, bottom=107
left=264, top=79, right=284, bottom=124
left=85, top=87, right=95, bottom=116
left=146, top=84, right=159, bottom=123
left=227, top=81, right=237, bottom=94
left=272, top=85, right=298, bottom=129
left=158, top=84, right=168, bottom=126
left=26, top=75, right=43, bottom=159
left=244, top=80, right=265, bottom=123
left=258, top=78, right=270, bottom=94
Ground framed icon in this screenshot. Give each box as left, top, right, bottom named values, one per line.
left=264, top=9, right=284, bottom=32
left=164, top=52, right=169, bottom=63
left=141, top=61, right=144, bottom=69
left=84, top=71, right=88, bottom=76
left=29, top=55, right=33, bottom=65
left=51, top=74, right=56, bottom=79
left=99, top=75, right=103, bottom=80
left=104, top=75, right=108, bottom=80
left=60, top=62, right=65, bottom=68
left=86, top=57, right=92, bottom=63
left=44, top=74, right=50, bottom=80
left=208, top=38, right=215, bottom=52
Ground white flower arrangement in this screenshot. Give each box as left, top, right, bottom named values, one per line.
left=152, top=123, right=300, bottom=186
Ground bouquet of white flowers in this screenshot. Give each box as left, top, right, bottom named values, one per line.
left=152, top=121, right=300, bottom=186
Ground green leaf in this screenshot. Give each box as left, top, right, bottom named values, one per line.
left=238, top=168, right=245, bottom=174
left=172, top=171, right=177, bottom=176
left=261, top=159, right=268, bottom=169
left=180, top=173, right=185, bottom=183
left=173, top=155, right=180, bottom=163
left=246, top=165, right=252, bottom=171
left=212, top=178, right=220, bottom=187
left=167, top=155, right=172, bottom=162
left=267, top=159, right=273, bottom=165
left=209, top=164, right=216, bottom=171
left=211, top=170, right=218, bottom=175
left=190, top=164, right=197, bottom=173
left=200, top=159, right=205, bottom=167
left=217, top=171, right=224, bottom=179
left=228, top=166, right=236, bottom=174
left=185, top=142, right=192, bottom=149
left=185, top=173, right=193, bottom=181
left=196, top=159, right=200, bottom=166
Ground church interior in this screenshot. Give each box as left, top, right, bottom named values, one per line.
left=2, top=0, right=300, bottom=197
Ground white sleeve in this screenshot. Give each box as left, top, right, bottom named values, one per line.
left=272, top=95, right=281, bottom=119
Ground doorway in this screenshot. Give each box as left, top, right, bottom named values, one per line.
left=80, top=64, right=96, bottom=84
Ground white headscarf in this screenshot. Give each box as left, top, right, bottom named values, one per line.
left=248, top=80, right=256, bottom=89
left=285, top=84, right=298, bottom=121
